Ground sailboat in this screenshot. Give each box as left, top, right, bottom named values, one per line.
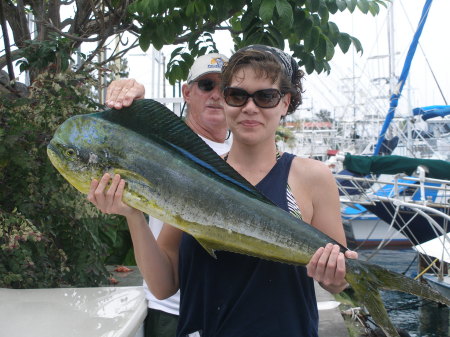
left=333, top=0, right=450, bottom=302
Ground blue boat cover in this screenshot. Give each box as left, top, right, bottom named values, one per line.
left=413, top=105, right=450, bottom=120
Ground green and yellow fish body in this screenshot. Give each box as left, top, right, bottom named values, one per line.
left=47, top=99, right=450, bottom=337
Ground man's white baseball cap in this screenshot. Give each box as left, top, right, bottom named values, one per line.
left=187, top=53, right=229, bottom=83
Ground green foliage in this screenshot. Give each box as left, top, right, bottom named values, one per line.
left=166, top=32, right=219, bottom=85
left=0, top=71, right=133, bottom=288
left=0, top=209, right=68, bottom=288
left=129, top=0, right=389, bottom=83
left=16, top=33, right=84, bottom=73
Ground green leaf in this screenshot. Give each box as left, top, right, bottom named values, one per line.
left=297, top=16, right=313, bottom=40
left=346, top=0, right=357, bottom=13
left=241, top=10, right=257, bottom=31
left=318, top=4, right=329, bottom=23
left=147, top=0, right=160, bottom=13
left=139, top=25, right=152, bottom=51
left=306, top=0, right=321, bottom=12
left=171, top=47, right=184, bottom=59
left=314, top=33, right=334, bottom=61
left=180, top=60, right=191, bottom=79
left=252, top=0, right=263, bottom=9
left=195, top=0, right=207, bottom=16
left=310, top=13, right=321, bottom=26
left=304, top=26, right=320, bottom=52
left=293, top=9, right=306, bottom=31
left=350, top=35, right=363, bottom=54
left=325, top=0, right=339, bottom=14
left=327, top=21, right=340, bottom=41
left=304, top=54, right=315, bottom=74
left=375, top=0, right=389, bottom=9
left=267, top=26, right=285, bottom=49
left=324, top=35, right=335, bottom=60
left=356, top=0, right=370, bottom=14
left=260, top=0, right=276, bottom=23
left=315, top=59, right=324, bottom=73
left=164, top=21, right=177, bottom=44
left=168, top=64, right=183, bottom=85
left=337, top=32, right=351, bottom=53
left=230, top=12, right=243, bottom=31
left=314, top=34, right=327, bottom=60
left=322, top=60, right=331, bottom=73
left=337, top=0, right=347, bottom=12
left=186, top=1, right=195, bottom=17
left=368, top=1, right=380, bottom=16
left=180, top=52, right=195, bottom=66
left=275, top=0, right=294, bottom=28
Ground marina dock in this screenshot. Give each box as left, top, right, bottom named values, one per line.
left=315, top=282, right=350, bottom=337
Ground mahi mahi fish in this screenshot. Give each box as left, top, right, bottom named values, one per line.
left=47, top=99, right=450, bottom=337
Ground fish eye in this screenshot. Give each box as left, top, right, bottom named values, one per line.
left=65, top=148, right=76, bottom=157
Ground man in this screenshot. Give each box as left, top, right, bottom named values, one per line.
left=99, top=53, right=230, bottom=337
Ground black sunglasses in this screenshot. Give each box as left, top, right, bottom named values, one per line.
left=223, top=87, right=284, bottom=109
left=193, top=78, right=218, bottom=92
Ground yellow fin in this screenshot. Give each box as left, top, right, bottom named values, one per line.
left=196, top=239, right=217, bottom=259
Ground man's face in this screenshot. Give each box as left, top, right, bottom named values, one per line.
left=182, top=73, right=226, bottom=131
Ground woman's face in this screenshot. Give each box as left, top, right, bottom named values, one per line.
left=224, top=66, right=291, bottom=146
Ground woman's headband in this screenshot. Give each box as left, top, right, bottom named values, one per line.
left=236, top=44, right=298, bottom=84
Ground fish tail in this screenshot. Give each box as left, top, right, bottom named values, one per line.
left=346, top=259, right=450, bottom=337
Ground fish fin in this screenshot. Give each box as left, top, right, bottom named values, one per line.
left=361, top=260, right=450, bottom=305
left=346, top=259, right=450, bottom=337
left=95, top=99, right=277, bottom=207
left=196, top=239, right=217, bottom=259
left=114, top=168, right=152, bottom=187
left=354, top=285, right=401, bottom=337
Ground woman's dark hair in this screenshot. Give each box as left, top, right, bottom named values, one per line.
left=221, top=47, right=305, bottom=114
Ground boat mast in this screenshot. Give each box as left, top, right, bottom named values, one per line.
left=373, top=0, right=434, bottom=155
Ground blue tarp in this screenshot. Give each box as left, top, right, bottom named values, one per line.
left=413, top=105, right=450, bottom=120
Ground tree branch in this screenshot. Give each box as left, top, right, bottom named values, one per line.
left=75, top=36, right=109, bottom=73
left=0, top=49, right=23, bottom=72
left=0, top=0, right=15, bottom=80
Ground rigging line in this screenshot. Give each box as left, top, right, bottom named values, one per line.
left=312, top=62, right=384, bottom=122
left=399, top=0, right=447, bottom=105
left=373, top=0, right=434, bottom=155
left=305, top=73, right=346, bottom=109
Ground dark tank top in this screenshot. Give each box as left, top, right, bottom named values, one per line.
left=177, top=152, right=318, bottom=337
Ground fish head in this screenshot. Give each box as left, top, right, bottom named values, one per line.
left=47, top=114, right=114, bottom=195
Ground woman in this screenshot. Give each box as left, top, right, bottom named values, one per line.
left=89, top=45, right=356, bottom=337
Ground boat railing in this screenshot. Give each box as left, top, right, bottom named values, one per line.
left=335, top=172, right=450, bottom=208
left=335, top=169, right=450, bottom=252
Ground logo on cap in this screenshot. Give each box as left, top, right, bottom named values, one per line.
left=208, top=57, right=225, bottom=69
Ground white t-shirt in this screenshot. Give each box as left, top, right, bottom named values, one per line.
left=144, top=135, right=231, bottom=315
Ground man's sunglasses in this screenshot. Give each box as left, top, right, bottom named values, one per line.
left=223, top=87, right=285, bottom=109
left=193, top=78, right=218, bottom=92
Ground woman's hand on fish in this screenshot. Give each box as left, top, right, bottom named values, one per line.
left=306, top=243, right=358, bottom=294
left=105, top=79, right=145, bottom=109
left=87, top=173, right=141, bottom=218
